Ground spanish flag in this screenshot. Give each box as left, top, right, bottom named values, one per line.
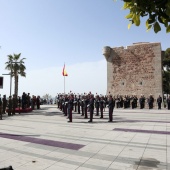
left=62, top=64, right=68, bottom=76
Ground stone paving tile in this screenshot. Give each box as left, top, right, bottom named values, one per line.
left=0, top=105, right=170, bottom=170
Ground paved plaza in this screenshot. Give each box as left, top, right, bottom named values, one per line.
left=0, top=105, right=170, bottom=170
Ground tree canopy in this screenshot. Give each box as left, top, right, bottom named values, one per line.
left=121, top=0, right=170, bottom=33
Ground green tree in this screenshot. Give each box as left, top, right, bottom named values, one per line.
left=5, top=53, right=26, bottom=96
left=163, top=48, right=170, bottom=95
left=121, top=0, right=170, bottom=33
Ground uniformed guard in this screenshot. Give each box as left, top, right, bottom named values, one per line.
left=81, top=95, right=84, bottom=116
left=68, top=94, right=74, bottom=122
left=12, top=94, right=17, bottom=115
left=8, top=96, right=12, bottom=116
left=84, top=95, right=89, bottom=119
left=2, top=95, right=7, bottom=114
left=77, top=95, right=81, bottom=114
left=167, top=96, right=170, bottom=110
left=88, top=94, right=94, bottom=122
left=99, top=96, right=104, bottom=118
left=157, top=95, right=162, bottom=110
left=108, top=95, right=114, bottom=122
left=95, top=95, right=100, bottom=116
left=74, top=95, right=77, bottom=112
left=148, top=94, right=154, bottom=109
left=0, top=95, right=2, bottom=120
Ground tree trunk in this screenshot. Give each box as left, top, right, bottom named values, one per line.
left=14, top=73, right=18, bottom=97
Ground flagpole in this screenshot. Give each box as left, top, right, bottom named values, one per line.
left=64, top=75, right=65, bottom=94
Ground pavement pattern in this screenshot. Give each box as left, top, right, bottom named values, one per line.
left=0, top=105, right=169, bottom=170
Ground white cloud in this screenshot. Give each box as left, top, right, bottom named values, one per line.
left=1, top=59, right=107, bottom=97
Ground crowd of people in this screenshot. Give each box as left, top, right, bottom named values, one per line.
left=0, top=92, right=41, bottom=117
left=56, top=93, right=170, bottom=123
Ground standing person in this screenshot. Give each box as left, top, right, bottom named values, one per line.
left=8, top=96, right=12, bottom=116
left=95, top=95, right=100, bottom=116
left=108, top=95, right=114, bottom=122
left=22, top=92, right=26, bottom=109
left=77, top=95, right=81, bottom=114
left=157, top=95, right=162, bottom=110
left=167, top=96, right=170, bottom=110
left=88, top=94, right=94, bottom=122
left=84, top=95, right=89, bottom=119
left=0, top=95, right=2, bottom=120
left=12, top=94, right=17, bottom=115
left=68, top=94, right=74, bottom=122
left=148, top=94, right=154, bottom=109
left=99, top=96, right=104, bottom=118
left=81, top=95, right=84, bottom=116
left=74, top=95, right=77, bottom=112
left=139, top=94, right=145, bottom=109
left=36, top=96, right=40, bottom=109
left=2, top=95, right=7, bottom=114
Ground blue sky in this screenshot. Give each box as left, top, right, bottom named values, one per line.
left=0, top=0, right=169, bottom=97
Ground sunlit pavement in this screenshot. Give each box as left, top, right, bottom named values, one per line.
left=0, top=105, right=169, bottom=170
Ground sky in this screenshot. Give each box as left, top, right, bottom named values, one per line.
left=0, top=0, right=169, bottom=97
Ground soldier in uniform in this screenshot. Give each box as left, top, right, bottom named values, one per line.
left=167, top=96, right=170, bottom=110
left=84, top=95, right=89, bottom=119
left=12, top=94, right=17, bottom=115
left=95, top=95, right=100, bottom=116
left=139, top=95, right=145, bottom=109
left=2, top=95, right=7, bottom=114
left=8, top=96, right=12, bottom=116
left=157, top=95, right=162, bottom=109
left=77, top=95, right=81, bottom=114
left=99, top=96, right=104, bottom=118
left=81, top=95, right=84, bottom=116
left=68, top=94, right=74, bottom=122
left=108, top=95, right=114, bottom=122
left=0, top=95, right=2, bottom=120
left=148, top=94, right=154, bottom=109
left=74, top=95, right=77, bottom=112
left=88, top=94, right=94, bottom=122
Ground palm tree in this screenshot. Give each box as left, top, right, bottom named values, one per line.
left=5, top=53, right=26, bottom=96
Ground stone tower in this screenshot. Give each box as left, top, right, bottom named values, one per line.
left=103, top=42, right=163, bottom=98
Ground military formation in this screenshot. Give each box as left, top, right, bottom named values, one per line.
left=56, top=92, right=168, bottom=123
left=0, top=92, right=41, bottom=119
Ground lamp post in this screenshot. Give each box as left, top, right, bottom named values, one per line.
left=2, top=61, right=20, bottom=96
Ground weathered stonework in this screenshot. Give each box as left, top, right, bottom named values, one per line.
left=103, top=42, right=163, bottom=98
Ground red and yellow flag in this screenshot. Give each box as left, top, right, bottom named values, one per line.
left=62, top=64, right=68, bottom=76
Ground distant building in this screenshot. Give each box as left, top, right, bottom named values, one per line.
left=103, top=42, right=163, bottom=98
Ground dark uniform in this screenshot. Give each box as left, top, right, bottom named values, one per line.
left=8, top=96, right=12, bottom=116
left=157, top=95, right=162, bottom=109
left=167, top=96, right=170, bottom=110
left=88, top=95, right=94, bottom=122
left=99, top=97, right=104, bottom=118
left=68, top=95, right=74, bottom=122
left=95, top=96, right=100, bottom=116
left=0, top=95, right=2, bottom=120
left=148, top=95, right=154, bottom=109
left=139, top=95, right=145, bottom=109
left=108, top=95, right=114, bottom=122
left=2, top=95, right=7, bottom=114
left=77, top=96, right=81, bottom=114
left=12, top=95, right=17, bottom=115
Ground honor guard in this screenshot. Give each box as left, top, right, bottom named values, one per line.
left=167, top=96, right=170, bottom=110
left=108, top=95, right=114, bottom=122
left=68, top=94, right=74, bottom=122
left=99, top=96, right=104, bottom=118
left=95, top=95, right=100, bottom=116
left=8, top=96, right=12, bottom=116
left=0, top=95, right=2, bottom=120
left=2, top=95, right=7, bottom=114
left=157, top=95, right=162, bottom=110
left=77, top=95, right=81, bottom=114
left=88, top=94, right=94, bottom=122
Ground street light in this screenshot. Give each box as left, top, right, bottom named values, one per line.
left=2, top=61, right=20, bottom=96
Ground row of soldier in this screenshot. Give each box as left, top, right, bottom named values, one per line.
left=0, top=93, right=41, bottom=118
left=56, top=93, right=115, bottom=122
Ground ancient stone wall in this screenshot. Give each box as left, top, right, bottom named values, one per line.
left=103, top=42, right=163, bottom=98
